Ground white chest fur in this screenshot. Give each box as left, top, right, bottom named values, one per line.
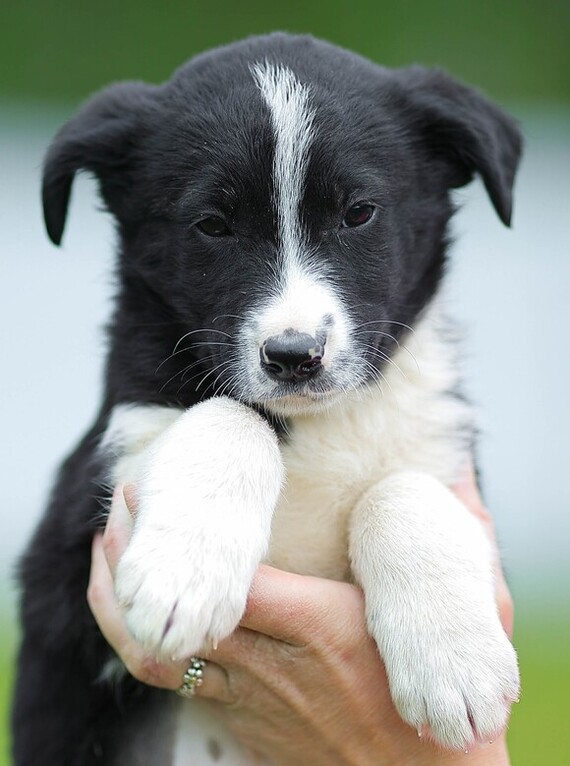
left=102, top=308, right=474, bottom=673
left=104, top=310, right=472, bottom=585
left=269, top=313, right=473, bottom=579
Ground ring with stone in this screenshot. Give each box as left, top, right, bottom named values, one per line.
left=176, top=657, right=206, bottom=698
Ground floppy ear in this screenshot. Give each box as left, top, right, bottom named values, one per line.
left=395, top=67, right=522, bottom=226
left=42, top=81, right=156, bottom=245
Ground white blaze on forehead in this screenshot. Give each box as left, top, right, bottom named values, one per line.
left=245, top=60, right=353, bottom=400
left=250, top=61, right=315, bottom=258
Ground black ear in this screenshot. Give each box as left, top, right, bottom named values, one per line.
left=42, top=81, right=156, bottom=245
left=394, top=67, right=522, bottom=226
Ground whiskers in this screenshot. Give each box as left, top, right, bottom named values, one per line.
left=353, top=318, right=421, bottom=376
left=359, top=342, right=407, bottom=381
left=353, top=318, right=416, bottom=336
left=152, top=313, right=420, bottom=413
left=337, top=317, right=421, bottom=408
left=156, top=325, right=242, bottom=400
left=156, top=328, right=233, bottom=371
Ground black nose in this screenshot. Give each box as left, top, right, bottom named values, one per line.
left=260, top=332, right=324, bottom=381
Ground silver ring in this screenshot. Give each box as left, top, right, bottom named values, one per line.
left=177, top=656, right=207, bottom=698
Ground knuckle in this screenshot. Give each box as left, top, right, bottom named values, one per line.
left=222, top=675, right=249, bottom=710
left=86, top=580, right=104, bottom=612
left=102, top=524, right=120, bottom=557
left=123, top=652, right=160, bottom=685
left=499, top=587, right=515, bottom=637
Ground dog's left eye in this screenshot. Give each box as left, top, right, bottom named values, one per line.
left=196, top=216, right=232, bottom=237
left=342, top=203, right=375, bottom=228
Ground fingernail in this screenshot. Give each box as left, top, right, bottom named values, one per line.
left=123, top=484, right=138, bottom=518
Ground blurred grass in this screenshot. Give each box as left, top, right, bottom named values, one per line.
left=1, top=613, right=568, bottom=765
left=508, top=613, right=570, bottom=765
left=0, top=626, right=16, bottom=766
left=0, top=0, right=569, bottom=104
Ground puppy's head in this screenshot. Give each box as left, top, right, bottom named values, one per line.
left=42, top=34, right=521, bottom=416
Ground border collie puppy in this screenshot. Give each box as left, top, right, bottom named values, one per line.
left=13, top=33, right=521, bottom=765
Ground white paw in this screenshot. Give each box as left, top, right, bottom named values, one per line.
left=377, top=616, right=520, bottom=749
left=115, top=526, right=255, bottom=659
left=350, top=472, right=520, bottom=750
left=110, top=398, right=284, bottom=660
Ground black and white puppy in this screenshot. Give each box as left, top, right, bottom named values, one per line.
left=13, top=33, right=521, bottom=765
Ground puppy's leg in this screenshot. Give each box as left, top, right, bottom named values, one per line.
left=349, top=472, right=519, bottom=750
left=112, top=397, right=284, bottom=660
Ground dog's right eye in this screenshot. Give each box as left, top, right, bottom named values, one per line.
left=342, top=203, right=375, bottom=228
left=196, top=216, right=232, bottom=237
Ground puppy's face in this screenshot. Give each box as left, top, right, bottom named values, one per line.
left=134, top=59, right=428, bottom=416
left=42, top=35, right=521, bottom=416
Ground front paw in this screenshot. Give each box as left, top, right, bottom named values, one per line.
left=115, top=528, right=255, bottom=659
left=377, top=616, right=520, bottom=750
left=111, top=397, right=283, bottom=660
left=350, top=472, right=520, bottom=750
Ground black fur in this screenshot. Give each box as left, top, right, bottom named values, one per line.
left=13, top=33, right=521, bottom=764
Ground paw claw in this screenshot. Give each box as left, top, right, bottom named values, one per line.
left=115, top=529, right=254, bottom=660
left=379, top=625, right=519, bottom=750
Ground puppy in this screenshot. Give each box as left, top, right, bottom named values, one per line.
left=13, top=33, right=521, bottom=765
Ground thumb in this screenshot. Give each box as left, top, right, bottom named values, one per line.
left=239, top=564, right=363, bottom=645
left=102, top=485, right=135, bottom=577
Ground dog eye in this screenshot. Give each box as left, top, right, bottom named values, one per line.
left=196, top=216, right=232, bottom=237
left=342, top=204, right=375, bottom=228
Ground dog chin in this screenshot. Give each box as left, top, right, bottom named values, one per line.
left=257, top=390, right=345, bottom=418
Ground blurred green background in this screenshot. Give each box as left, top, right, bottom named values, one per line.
left=1, top=1, right=569, bottom=764
left=1, top=0, right=569, bottom=103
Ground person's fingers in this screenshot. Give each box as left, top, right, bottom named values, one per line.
left=123, top=483, right=138, bottom=517
left=189, top=660, right=235, bottom=703
left=88, top=534, right=177, bottom=688
left=102, top=485, right=134, bottom=577
left=469, top=503, right=515, bottom=637
left=89, top=533, right=149, bottom=676
left=451, top=463, right=486, bottom=518
left=494, top=572, right=515, bottom=638
left=89, top=533, right=234, bottom=699
left=451, top=467, right=515, bottom=638
left=218, top=565, right=363, bottom=651
left=239, top=565, right=310, bottom=642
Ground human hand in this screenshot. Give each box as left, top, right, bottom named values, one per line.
left=88, top=474, right=514, bottom=766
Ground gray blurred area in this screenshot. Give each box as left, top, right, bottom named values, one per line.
left=1, top=102, right=569, bottom=628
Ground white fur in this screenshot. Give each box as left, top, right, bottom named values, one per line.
left=350, top=473, right=519, bottom=748
left=238, top=261, right=354, bottom=415
left=101, top=403, right=183, bottom=485
left=103, top=307, right=518, bottom=759
left=174, top=702, right=268, bottom=765
left=250, top=62, right=314, bottom=262
left=246, top=63, right=354, bottom=413
left=267, top=309, right=474, bottom=576
left=110, top=398, right=284, bottom=659
left=254, top=262, right=350, bottom=363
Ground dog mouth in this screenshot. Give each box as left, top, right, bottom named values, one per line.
left=263, top=384, right=338, bottom=403
left=256, top=387, right=343, bottom=416
left=246, top=371, right=354, bottom=416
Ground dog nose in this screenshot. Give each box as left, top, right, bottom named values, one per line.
left=260, top=332, right=324, bottom=381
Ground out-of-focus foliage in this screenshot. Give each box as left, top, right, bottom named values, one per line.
left=509, top=615, right=570, bottom=765
left=1, top=629, right=16, bottom=766
left=1, top=0, right=569, bottom=104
